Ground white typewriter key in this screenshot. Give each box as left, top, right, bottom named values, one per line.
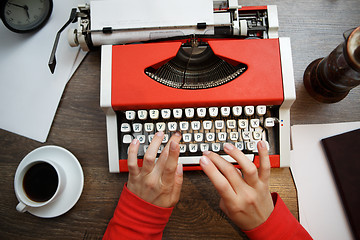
left=235, top=142, right=244, bottom=150
left=161, top=109, right=171, bottom=119
left=144, top=123, right=154, bottom=132
left=242, top=131, right=251, bottom=140
left=156, top=122, right=166, bottom=132
left=264, top=118, right=275, bottom=128
left=189, top=144, right=198, bottom=153
left=232, top=106, right=242, bottom=117
left=238, top=119, right=248, bottom=129
left=194, top=133, right=204, bottom=142
left=173, top=109, right=182, bottom=119
left=226, top=120, right=236, bottom=129
left=148, top=134, right=155, bottom=143
left=138, top=110, right=148, bottom=120
left=162, top=134, right=169, bottom=143
left=191, top=121, right=201, bottom=131
left=136, top=135, right=146, bottom=144
left=143, top=145, right=149, bottom=153
left=212, top=143, right=221, bottom=152
left=203, top=120, right=212, bottom=130
left=246, top=141, right=256, bottom=151
left=123, top=134, right=133, bottom=144
left=215, top=120, right=225, bottom=130
left=256, top=106, right=266, bottom=116
left=132, top=123, right=142, bottom=133
left=179, top=144, right=186, bottom=153
left=183, top=133, right=192, bottom=142
left=206, top=133, right=215, bottom=142
left=149, top=109, right=159, bottom=119
left=200, top=143, right=210, bottom=152
left=250, top=119, right=260, bottom=128
left=125, top=111, right=136, bottom=120
left=167, top=122, right=177, bottom=132
left=244, top=106, right=255, bottom=116
left=220, top=107, right=231, bottom=117
left=209, top=107, right=218, bottom=118
left=253, top=131, right=262, bottom=140
left=158, top=145, right=164, bottom=154
left=185, top=108, right=195, bottom=118
left=179, top=121, right=189, bottom=131
left=230, top=132, right=239, bottom=141
left=197, top=108, right=206, bottom=118
left=217, top=132, right=227, bottom=141
left=121, top=123, right=131, bottom=133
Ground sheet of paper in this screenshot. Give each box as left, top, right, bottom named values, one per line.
left=91, top=0, right=214, bottom=30
left=291, top=122, right=360, bottom=240
left=0, top=0, right=88, bottom=142
left=90, top=0, right=215, bottom=46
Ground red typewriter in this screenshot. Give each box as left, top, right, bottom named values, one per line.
left=98, top=3, right=295, bottom=172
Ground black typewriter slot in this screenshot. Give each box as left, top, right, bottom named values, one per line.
left=144, top=43, right=247, bottom=90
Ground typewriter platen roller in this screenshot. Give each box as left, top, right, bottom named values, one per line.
left=68, top=0, right=278, bottom=51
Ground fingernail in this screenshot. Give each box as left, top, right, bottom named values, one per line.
left=259, top=141, right=266, bottom=149
left=170, top=141, right=177, bottom=151
left=224, top=143, right=234, bottom=151
left=200, top=156, right=210, bottom=165
left=174, top=131, right=181, bottom=137
left=203, top=151, right=210, bottom=156
left=156, top=131, right=164, bottom=137
left=131, top=139, right=139, bottom=145
left=176, top=163, right=183, bottom=175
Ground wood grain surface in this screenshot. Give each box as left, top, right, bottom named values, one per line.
left=1, top=0, right=359, bottom=239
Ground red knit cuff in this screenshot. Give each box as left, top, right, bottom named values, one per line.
left=243, top=193, right=312, bottom=240
left=115, top=184, right=174, bottom=226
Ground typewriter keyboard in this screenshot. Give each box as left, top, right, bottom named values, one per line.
left=117, top=106, right=279, bottom=165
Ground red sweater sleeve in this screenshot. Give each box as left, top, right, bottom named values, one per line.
left=103, top=184, right=173, bottom=240
left=243, top=193, right=313, bottom=240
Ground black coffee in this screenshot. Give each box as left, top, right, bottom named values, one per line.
left=23, top=162, right=59, bottom=202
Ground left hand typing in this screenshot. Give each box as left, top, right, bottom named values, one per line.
left=127, top=131, right=183, bottom=208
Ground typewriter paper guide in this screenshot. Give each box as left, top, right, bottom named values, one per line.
left=110, top=39, right=284, bottom=110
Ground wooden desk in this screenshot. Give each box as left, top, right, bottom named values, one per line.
left=0, top=0, right=359, bottom=239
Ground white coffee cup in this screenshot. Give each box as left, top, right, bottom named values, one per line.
left=14, top=158, right=66, bottom=213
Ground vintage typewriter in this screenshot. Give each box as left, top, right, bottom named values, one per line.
left=62, top=0, right=295, bottom=172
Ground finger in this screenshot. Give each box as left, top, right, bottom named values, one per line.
left=200, top=155, right=237, bottom=202
left=204, top=150, right=246, bottom=191
left=161, top=140, right=181, bottom=184
left=128, top=139, right=140, bottom=176
left=142, top=131, right=164, bottom=174
left=223, top=143, right=259, bottom=187
left=156, top=132, right=182, bottom=172
left=257, top=141, right=271, bottom=183
left=170, top=163, right=183, bottom=207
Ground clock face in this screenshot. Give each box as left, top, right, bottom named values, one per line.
left=1, top=0, right=53, bottom=33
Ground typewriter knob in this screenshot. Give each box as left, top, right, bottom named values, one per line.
left=67, top=28, right=79, bottom=47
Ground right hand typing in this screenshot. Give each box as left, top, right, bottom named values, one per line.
left=200, top=141, right=274, bottom=231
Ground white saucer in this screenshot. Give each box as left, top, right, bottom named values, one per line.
left=15, top=145, right=84, bottom=218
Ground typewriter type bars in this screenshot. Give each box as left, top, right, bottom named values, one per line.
left=100, top=5, right=295, bottom=173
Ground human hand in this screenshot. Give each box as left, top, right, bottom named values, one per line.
left=127, top=131, right=183, bottom=208
left=200, top=141, right=274, bottom=230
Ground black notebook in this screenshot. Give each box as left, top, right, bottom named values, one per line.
left=321, top=128, right=360, bottom=240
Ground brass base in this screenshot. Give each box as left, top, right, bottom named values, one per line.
left=303, top=58, right=349, bottom=103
